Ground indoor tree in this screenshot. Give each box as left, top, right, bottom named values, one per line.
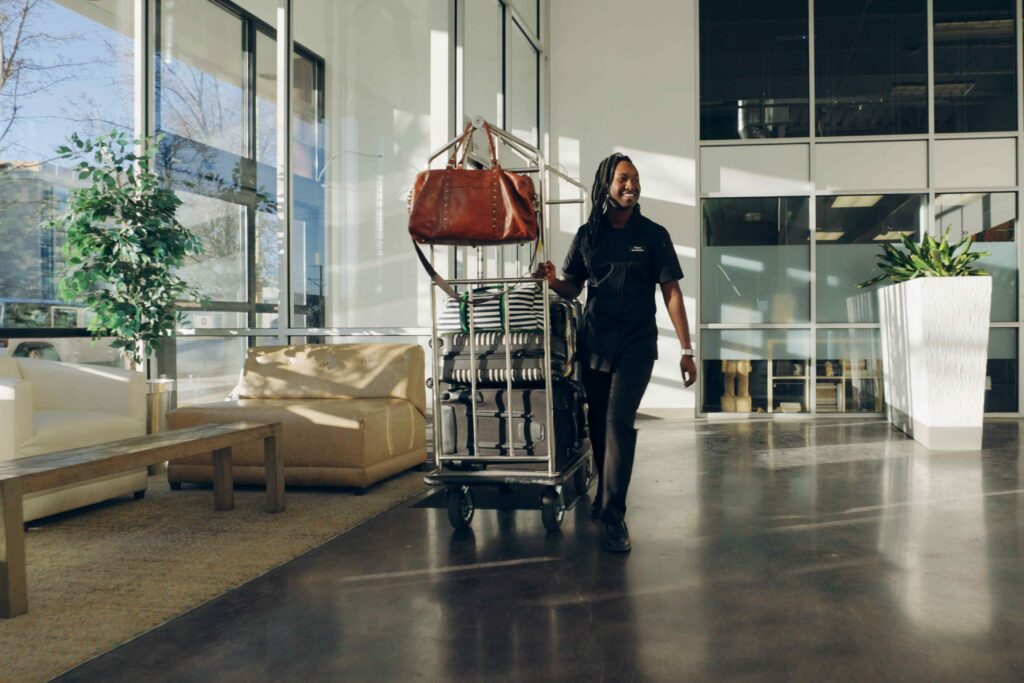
left=47, top=130, right=204, bottom=368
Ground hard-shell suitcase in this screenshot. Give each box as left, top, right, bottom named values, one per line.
left=438, top=382, right=587, bottom=470
left=435, top=297, right=581, bottom=386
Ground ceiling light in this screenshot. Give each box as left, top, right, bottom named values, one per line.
left=815, top=231, right=846, bottom=241
left=936, top=193, right=986, bottom=209
left=831, top=195, right=882, bottom=209
left=934, top=19, right=1013, bottom=41
left=934, top=82, right=976, bottom=97
left=872, top=230, right=915, bottom=241
left=891, top=84, right=927, bottom=98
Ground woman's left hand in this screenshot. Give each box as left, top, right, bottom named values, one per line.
left=680, top=356, right=697, bottom=387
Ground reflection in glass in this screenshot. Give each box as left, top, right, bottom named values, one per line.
left=512, top=0, right=538, bottom=36
left=935, top=192, right=1017, bottom=322
left=179, top=312, right=247, bottom=330
left=294, top=1, right=440, bottom=328
left=986, top=328, right=1017, bottom=412
left=816, top=329, right=884, bottom=413
left=700, top=0, right=809, bottom=139
left=291, top=51, right=325, bottom=329
left=463, top=0, right=502, bottom=125
left=157, top=0, right=245, bottom=155
left=0, top=0, right=135, bottom=329
left=509, top=24, right=538, bottom=146
left=2, top=336, right=119, bottom=365
left=175, top=337, right=246, bottom=406
left=701, top=197, right=810, bottom=324
left=934, top=0, right=1016, bottom=133
left=701, top=329, right=810, bottom=414
left=816, top=194, right=925, bottom=323
left=175, top=191, right=247, bottom=303
left=815, top=0, right=928, bottom=136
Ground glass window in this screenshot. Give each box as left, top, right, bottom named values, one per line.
left=934, top=0, right=1016, bottom=133
left=815, top=0, right=928, bottom=137
left=175, top=337, right=246, bottom=406
left=255, top=31, right=281, bottom=328
left=816, top=194, right=925, bottom=323
left=0, top=336, right=120, bottom=366
left=935, top=192, right=1017, bottom=322
left=508, top=24, right=539, bottom=146
left=986, top=328, right=1017, bottom=412
left=816, top=329, right=885, bottom=413
left=701, top=329, right=811, bottom=413
left=175, top=190, right=248, bottom=303
left=700, top=0, right=809, bottom=140
left=701, top=197, right=811, bottom=324
left=511, top=0, right=538, bottom=37
left=0, top=0, right=135, bottom=331
left=294, top=1, right=435, bottom=329
left=157, top=0, right=245, bottom=155
left=291, top=51, right=325, bottom=329
left=463, top=0, right=503, bottom=126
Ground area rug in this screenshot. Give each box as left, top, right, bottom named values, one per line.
left=0, top=471, right=428, bottom=682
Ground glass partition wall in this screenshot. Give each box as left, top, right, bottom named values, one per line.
left=698, top=0, right=1022, bottom=416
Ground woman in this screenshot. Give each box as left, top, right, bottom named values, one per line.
left=534, top=153, right=696, bottom=552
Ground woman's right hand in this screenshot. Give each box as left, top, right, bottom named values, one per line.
left=532, top=261, right=557, bottom=285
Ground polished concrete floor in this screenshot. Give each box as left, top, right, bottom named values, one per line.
left=59, top=417, right=1024, bottom=682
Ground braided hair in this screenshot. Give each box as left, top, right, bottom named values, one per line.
left=584, top=152, right=634, bottom=245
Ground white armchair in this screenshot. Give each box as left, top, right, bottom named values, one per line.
left=0, top=356, right=148, bottom=522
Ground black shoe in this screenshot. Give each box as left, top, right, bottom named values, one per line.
left=604, top=521, right=631, bottom=553
left=590, top=500, right=602, bottom=521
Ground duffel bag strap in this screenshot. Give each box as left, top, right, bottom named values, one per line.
left=412, top=242, right=459, bottom=299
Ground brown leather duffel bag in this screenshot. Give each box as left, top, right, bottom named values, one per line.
left=408, top=122, right=538, bottom=246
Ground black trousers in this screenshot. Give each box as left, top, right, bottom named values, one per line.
left=581, top=357, right=654, bottom=523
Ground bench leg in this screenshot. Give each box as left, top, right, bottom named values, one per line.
left=0, top=480, right=27, bottom=618
left=212, top=447, right=234, bottom=511
left=264, top=435, right=285, bottom=513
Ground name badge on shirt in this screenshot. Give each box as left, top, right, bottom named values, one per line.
left=630, top=245, right=645, bottom=253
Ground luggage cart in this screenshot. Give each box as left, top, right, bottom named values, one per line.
left=421, top=116, right=591, bottom=531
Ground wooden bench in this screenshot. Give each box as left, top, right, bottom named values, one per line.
left=0, top=421, right=283, bottom=618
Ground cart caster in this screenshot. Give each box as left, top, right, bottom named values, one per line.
left=541, top=486, right=564, bottom=532
left=447, top=486, right=474, bottom=530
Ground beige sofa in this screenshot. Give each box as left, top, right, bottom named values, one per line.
left=0, top=357, right=147, bottom=521
left=167, top=343, right=427, bottom=490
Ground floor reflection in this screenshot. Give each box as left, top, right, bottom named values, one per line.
left=60, top=417, right=1024, bottom=682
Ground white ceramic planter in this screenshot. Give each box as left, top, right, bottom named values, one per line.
left=877, top=276, right=992, bottom=451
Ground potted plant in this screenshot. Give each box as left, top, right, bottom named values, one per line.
left=47, top=131, right=205, bottom=370
left=859, top=230, right=991, bottom=450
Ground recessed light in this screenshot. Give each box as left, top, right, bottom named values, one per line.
left=831, top=195, right=882, bottom=209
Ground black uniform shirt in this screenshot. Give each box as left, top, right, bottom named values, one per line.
left=562, top=206, right=684, bottom=371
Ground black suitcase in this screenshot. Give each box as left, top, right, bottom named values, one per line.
left=439, top=382, right=587, bottom=471
left=435, top=297, right=581, bottom=386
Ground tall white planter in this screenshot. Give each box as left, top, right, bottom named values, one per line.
left=877, top=276, right=992, bottom=450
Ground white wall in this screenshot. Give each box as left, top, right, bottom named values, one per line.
left=549, top=0, right=698, bottom=414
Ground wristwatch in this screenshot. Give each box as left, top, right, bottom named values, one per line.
left=681, top=348, right=695, bottom=358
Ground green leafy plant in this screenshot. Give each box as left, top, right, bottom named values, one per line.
left=47, top=130, right=205, bottom=367
left=857, top=228, right=990, bottom=289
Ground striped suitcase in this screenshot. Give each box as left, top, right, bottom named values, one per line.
left=434, top=298, right=580, bottom=386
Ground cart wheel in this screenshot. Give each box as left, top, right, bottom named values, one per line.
left=541, top=487, right=564, bottom=532
left=447, top=486, right=474, bottom=530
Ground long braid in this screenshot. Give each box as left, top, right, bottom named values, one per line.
left=584, top=153, right=633, bottom=246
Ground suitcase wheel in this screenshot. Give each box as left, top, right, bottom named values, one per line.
left=447, top=485, right=474, bottom=530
